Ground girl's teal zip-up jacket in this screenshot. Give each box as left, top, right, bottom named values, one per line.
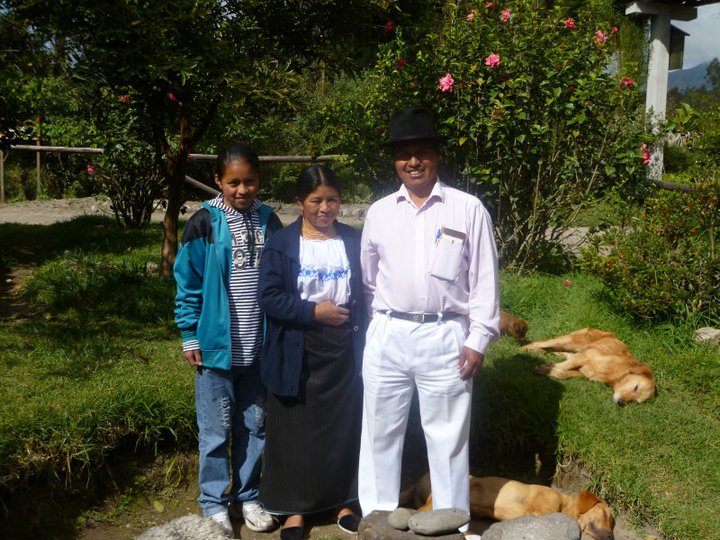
left=173, top=201, right=282, bottom=370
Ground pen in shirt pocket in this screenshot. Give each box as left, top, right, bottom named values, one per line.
left=435, top=227, right=442, bottom=247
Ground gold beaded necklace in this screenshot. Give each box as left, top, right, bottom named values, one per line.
left=301, top=218, right=337, bottom=240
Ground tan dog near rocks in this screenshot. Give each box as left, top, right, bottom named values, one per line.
left=401, top=473, right=615, bottom=540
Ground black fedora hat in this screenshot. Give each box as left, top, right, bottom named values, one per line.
left=385, top=107, right=446, bottom=146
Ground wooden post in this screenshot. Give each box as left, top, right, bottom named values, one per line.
left=35, top=130, right=41, bottom=197
left=0, top=149, right=4, bottom=204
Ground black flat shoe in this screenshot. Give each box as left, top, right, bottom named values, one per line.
left=280, top=526, right=305, bottom=540
left=337, top=513, right=361, bottom=534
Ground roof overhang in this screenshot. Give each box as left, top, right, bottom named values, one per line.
left=625, top=1, right=698, bottom=21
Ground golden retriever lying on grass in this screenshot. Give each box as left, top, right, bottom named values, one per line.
left=402, top=473, right=615, bottom=540
left=522, top=328, right=656, bottom=405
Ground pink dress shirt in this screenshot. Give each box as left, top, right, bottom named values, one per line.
left=360, top=180, right=500, bottom=354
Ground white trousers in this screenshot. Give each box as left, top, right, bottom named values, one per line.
left=358, top=314, right=472, bottom=521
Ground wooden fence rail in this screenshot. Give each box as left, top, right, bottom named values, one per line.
left=0, top=143, right=696, bottom=204
left=0, top=144, right=346, bottom=203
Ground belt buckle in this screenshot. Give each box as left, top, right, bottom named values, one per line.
left=409, top=312, right=424, bottom=323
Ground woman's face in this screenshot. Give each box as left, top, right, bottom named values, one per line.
left=300, top=184, right=341, bottom=231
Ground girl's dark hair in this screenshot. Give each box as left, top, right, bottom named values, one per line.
left=215, top=142, right=260, bottom=177
left=296, top=164, right=342, bottom=202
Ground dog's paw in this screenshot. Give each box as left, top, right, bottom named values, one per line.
left=533, top=362, right=554, bottom=375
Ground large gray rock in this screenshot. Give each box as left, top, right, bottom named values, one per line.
left=388, top=507, right=419, bottom=530
left=135, top=514, right=231, bottom=539
left=695, top=327, right=720, bottom=345
left=408, top=508, right=470, bottom=536
left=359, top=510, right=464, bottom=540
left=481, top=513, right=581, bottom=540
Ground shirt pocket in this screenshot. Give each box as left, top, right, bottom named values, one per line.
left=429, top=227, right=466, bottom=283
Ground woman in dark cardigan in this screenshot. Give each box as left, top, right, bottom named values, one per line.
left=258, top=164, right=366, bottom=540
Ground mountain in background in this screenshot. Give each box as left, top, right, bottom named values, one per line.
left=668, top=61, right=711, bottom=91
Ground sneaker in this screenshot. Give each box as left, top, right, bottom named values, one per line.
left=242, top=501, right=276, bottom=532
left=209, top=511, right=234, bottom=536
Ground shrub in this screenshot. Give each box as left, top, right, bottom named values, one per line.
left=580, top=178, right=720, bottom=322
left=352, top=0, right=650, bottom=270
left=95, top=88, right=165, bottom=228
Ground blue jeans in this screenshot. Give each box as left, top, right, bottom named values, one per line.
left=195, top=362, right=266, bottom=516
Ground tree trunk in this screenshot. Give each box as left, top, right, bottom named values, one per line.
left=160, top=169, right=185, bottom=277
left=158, top=116, right=192, bottom=278
left=156, top=102, right=219, bottom=277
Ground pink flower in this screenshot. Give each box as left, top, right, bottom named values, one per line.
left=438, top=73, right=455, bottom=93
left=86, top=164, right=95, bottom=175
left=166, top=92, right=177, bottom=101
left=563, top=279, right=573, bottom=286
left=594, top=30, right=608, bottom=44
left=484, top=53, right=501, bottom=68
left=385, top=20, right=394, bottom=33
left=118, top=94, right=130, bottom=104
left=620, top=76, right=634, bottom=88
left=467, top=10, right=476, bottom=21
left=564, top=18, right=576, bottom=29
left=641, top=144, right=651, bottom=166
left=395, top=58, right=407, bottom=70
left=500, top=9, right=511, bottom=22
left=612, top=26, right=618, bottom=33
left=485, top=1, right=495, bottom=9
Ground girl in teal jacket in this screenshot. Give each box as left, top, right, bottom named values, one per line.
left=173, top=142, right=282, bottom=535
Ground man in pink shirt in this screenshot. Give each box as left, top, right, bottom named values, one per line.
left=358, top=108, right=500, bottom=539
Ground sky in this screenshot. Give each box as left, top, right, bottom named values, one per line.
left=671, top=3, right=720, bottom=69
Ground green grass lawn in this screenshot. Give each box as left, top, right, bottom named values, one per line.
left=1, top=217, right=719, bottom=539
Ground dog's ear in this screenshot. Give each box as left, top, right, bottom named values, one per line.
left=512, top=320, right=528, bottom=339
left=628, top=363, right=654, bottom=377
left=577, top=491, right=601, bottom=513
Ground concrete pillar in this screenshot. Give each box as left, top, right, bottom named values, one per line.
left=646, top=14, right=671, bottom=124
left=646, top=14, right=671, bottom=178
left=625, top=1, right=698, bottom=180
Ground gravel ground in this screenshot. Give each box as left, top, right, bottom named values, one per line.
left=0, top=196, right=369, bottom=227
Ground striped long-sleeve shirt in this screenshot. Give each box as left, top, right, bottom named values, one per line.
left=184, top=195, right=266, bottom=367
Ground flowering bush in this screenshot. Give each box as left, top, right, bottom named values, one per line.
left=95, top=87, right=165, bottom=228
left=361, top=0, right=648, bottom=269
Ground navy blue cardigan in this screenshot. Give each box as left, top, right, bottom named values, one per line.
left=258, top=217, right=367, bottom=397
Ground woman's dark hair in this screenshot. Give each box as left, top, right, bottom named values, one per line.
left=215, top=142, right=260, bottom=177
left=296, top=164, right=342, bottom=202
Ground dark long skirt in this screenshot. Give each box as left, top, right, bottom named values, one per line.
left=260, top=324, right=362, bottom=515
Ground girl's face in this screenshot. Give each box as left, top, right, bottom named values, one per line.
left=300, top=185, right=341, bottom=232
left=214, top=159, right=259, bottom=211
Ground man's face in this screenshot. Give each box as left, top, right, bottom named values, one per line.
left=392, top=139, right=440, bottom=198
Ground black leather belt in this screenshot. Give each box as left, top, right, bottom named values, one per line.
left=379, top=310, right=463, bottom=323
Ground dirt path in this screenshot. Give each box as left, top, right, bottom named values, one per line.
left=72, top=451, right=655, bottom=540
